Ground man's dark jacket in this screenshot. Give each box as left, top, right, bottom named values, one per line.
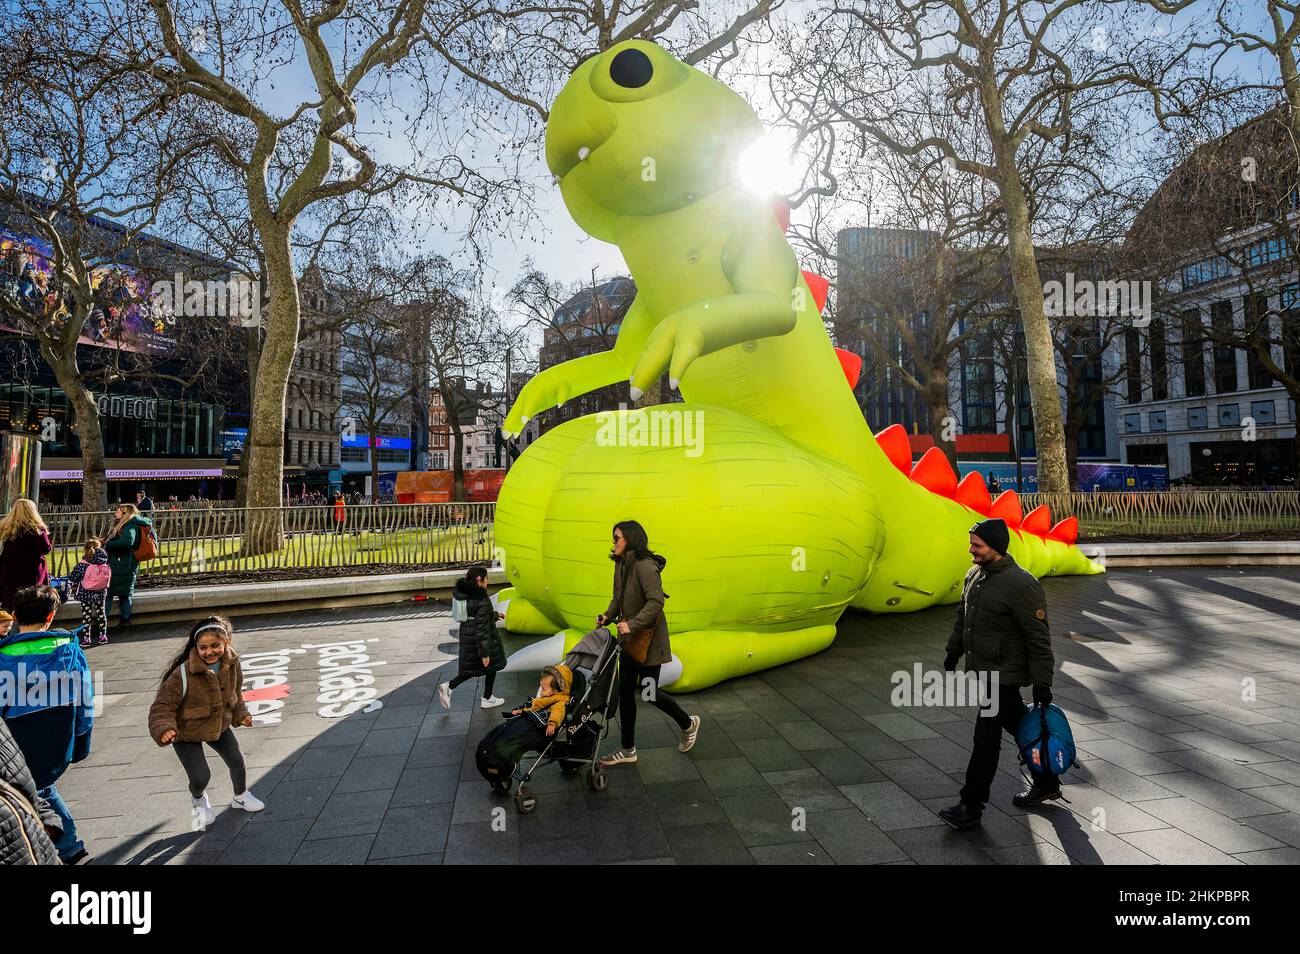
left=945, top=554, right=1054, bottom=687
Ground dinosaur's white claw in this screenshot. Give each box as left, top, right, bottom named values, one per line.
left=629, top=385, right=643, bottom=401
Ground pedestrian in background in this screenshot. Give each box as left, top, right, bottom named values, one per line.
left=0, top=499, right=52, bottom=612
left=66, top=539, right=111, bottom=648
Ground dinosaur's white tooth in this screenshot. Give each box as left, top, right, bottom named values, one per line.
left=551, top=174, right=561, bottom=186
left=577, top=146, right=590, bottom=160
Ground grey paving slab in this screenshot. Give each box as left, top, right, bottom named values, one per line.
left=1119, top=828, right=1244, bottom=865
left=839, top=780, right=942, bottom=832
left=663, top=822, right=754, bottom=865
left=717, top=791, right=817, bottom=848
left=985, top=842, right=1073, bottom=864
left=762, top=767, right=854, bottom=812
left=1131, top=796, right=1285, bottom=853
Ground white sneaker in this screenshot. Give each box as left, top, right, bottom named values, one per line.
left=679, top=715, right=702, bottom=753
left=437, top=682, right=452, bottom=710
left=600, top=747, right=637, bottom=766
left=190, top=792, right=215, bottom=829
left=480, top=695, right=505, bottom=709
left=230, top=790, right=265, bottom=812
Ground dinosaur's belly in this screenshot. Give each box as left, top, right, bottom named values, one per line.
left=495, top=404, right=883, bottom=634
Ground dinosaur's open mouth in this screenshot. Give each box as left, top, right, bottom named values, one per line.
left=551, top=136, right=610, bottom=182
left=548, top=112, right=616, bottom=183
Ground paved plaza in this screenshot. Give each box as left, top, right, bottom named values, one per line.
left=56, top=566, right=1300, bottom=865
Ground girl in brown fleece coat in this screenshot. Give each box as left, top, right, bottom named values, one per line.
left=147, top=616, right=264, bottom=827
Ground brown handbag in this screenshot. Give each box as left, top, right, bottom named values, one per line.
left=621, top=611, right=657, bottom=665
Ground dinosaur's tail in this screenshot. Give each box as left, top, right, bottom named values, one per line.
left=869, top=422, right=1104, bottom=578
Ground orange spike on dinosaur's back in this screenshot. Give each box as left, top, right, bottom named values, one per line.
left=954, top=472, right=992, bottom=514
left=1049, top=516, right=1079, bottom=545
left=874, top=424, right=912, bottom=474
left=910, top=447, right=958, bottom=497
left=802, top=271, right=830, bottom=313
left=834, top=348, right=862, bottom=389
left=1021, top=504, right=1052, bottom=537
left=988, top=490, right=1023, bottom=528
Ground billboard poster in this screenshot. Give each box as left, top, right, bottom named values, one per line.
left=222, top=427, right=248, bottom=462
left=341, top=433, right=412, bottom=451
left=956, top=460, right=1169, bottom=493
left=0, top=226, right=178, bottom=355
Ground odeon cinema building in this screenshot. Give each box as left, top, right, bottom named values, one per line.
left=0, top=198, right=252, bottom=506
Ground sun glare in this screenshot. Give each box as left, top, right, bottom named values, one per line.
left=737, top=131, right=798, bottom=197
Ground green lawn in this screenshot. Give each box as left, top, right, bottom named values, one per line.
left=49, top=524, right=497, bottom=580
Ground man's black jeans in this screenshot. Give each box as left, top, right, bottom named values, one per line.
left=959, top=682, right=1057, bottom=809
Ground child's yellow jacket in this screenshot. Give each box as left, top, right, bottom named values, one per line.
left=523, top=664, right=572, bottom=728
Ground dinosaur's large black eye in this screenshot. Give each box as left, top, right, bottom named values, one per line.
left=609, top=49, right=653, bottom=88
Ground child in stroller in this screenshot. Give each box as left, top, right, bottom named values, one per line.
left=507, top=665, right=571, bottom=736
left=474, top=627, right=622, bottom=813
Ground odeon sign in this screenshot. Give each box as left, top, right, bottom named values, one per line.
left=96, top=395, right=157, bottom=420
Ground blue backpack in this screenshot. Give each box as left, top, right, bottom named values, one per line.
left=1015, top=703, right=1078, bottom=778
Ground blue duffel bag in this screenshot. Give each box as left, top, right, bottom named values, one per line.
left=1015, top=703, right=1079, bottom=778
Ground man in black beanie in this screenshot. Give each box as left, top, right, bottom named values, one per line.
left=938, top=517, right=1059, bottom=830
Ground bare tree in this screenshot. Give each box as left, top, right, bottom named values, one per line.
left=507, top=264, right=636, bottom=434
left=779, top=0, right=1212, bottom=492
left=131, top=0, right=513, bottom=547
left=791, top=128, right=1012, bottom=467
left=0, top=1, right=211, bottom=510
left=335, top=284, right=421, bottom=498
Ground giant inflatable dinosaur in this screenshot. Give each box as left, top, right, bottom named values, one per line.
left=494, top=40, right=1102, bottom=691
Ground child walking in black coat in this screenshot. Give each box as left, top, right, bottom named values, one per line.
left=438, top=567, right=507, bottom=710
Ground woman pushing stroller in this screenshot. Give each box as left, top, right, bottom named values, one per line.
left=599, top=520, right=700, bottom=766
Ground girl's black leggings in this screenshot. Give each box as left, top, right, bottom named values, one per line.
left=173, top=728, right=247, bottom=798
left=449, top=670, right=496, bottom=699
left=618, top=661, right=691, bottom=750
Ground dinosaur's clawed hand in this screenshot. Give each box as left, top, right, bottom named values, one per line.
left=502, top=368, right=575, bottom=437
left=630, top=312, right=705, bottom=395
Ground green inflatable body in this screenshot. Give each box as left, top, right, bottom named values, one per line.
left=495, top=41, right=1103, bottom=691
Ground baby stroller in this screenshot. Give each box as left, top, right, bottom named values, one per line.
left=475, top=627, right=622, bottom=814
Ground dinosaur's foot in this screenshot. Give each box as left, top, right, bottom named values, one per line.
left=494, top=587, right=565, bottom=635
left=504, top=624, right=836, bottom=692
